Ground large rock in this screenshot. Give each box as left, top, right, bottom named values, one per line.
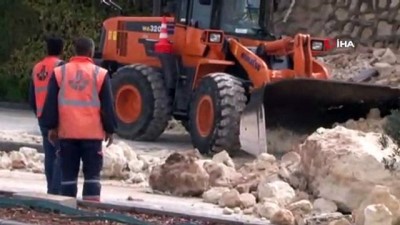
left=299, top=126, right=400, bottom=211
left=239, top=193, right=256, bottom=209
left=254, top=153, right=276, bottom=170
left=234, top=153, right=279, bottom=193
left=102, top=143, right=128, bottom=178
left=19, top=147, right=38, bottom=159
left=328, top=218, right=352, bottom=225
left=313, top=198, right=338, bottom=213
left=203, top=161, right=242, bottom=188
left=377, top=48, right=397, bottom=65
left=211, top=150, right=235, bottom=168
left=0, top=152, right=11, bottom=169
left=287, top=199, right=313, bottom=225
left=353, top=185, right=400, bottom=225
left=218, top=189, right=241, bottom=208
left=149, top=151, right=209, bottom=196
left=202, top=187, right=230, bottom=204
left=304, top=213, right=350, bottom=225
left=254, top=201, right=281, bottom=219
left=279, top=151, right=306, bottom=190
left=234, top=173, right=260, bottom=193
left=117, top=141, right=137, bottom=161
left=287, top=199, right=313, bottom=215
left=257, top=178, right=296, bottom=207
left=271, top=208, right=295, bottom=225
left=363, top=204, right=393, bottom=225
left=9, top=151, right=27, bottom=169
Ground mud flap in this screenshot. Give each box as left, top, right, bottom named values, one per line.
left=239, top=78, right=400, bottom=156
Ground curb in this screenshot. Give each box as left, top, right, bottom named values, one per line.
left=78, top=200, right=267, bottom=225
left=0, top=141, right=43, bottom=153
left=0, top=102, right=30, bottom=110
left=0, top=220, right=32, bottom=225
left=0, top=189, right=267, bottom=225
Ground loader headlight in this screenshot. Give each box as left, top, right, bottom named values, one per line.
left=209, top=33, right=222, bottom=43
left=311, top=40, right=324, bottom=51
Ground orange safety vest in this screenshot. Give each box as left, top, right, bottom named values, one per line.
left=53, top=57, right=108, bottom=140
left=32, top=56, right=62, bottom=117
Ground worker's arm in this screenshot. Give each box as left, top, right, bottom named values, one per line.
left=28, top=69, right=37, bottom=115
left=39, top=73, right=59, bottom=130
left=99, top=74, right=117, bottom=134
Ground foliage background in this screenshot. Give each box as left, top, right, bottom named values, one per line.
left=0, top=0, right=151, bottom=102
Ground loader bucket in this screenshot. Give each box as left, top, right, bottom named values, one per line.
left=239, top=78, right=400, bottom=156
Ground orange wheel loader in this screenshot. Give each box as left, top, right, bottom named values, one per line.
left=95, top=0, right=400, bottom=156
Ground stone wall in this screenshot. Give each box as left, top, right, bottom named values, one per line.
left=273, top=0, right=400, bottom=48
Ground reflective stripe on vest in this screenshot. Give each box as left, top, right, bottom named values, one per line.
left=55, top=62, right=106, bottom=140
left=58, top=65, right=101, bottom=107
left=33, top=58, right=61, bottom=117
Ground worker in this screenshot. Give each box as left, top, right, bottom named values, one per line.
left=40, top=37, right=117, bottom=201
left=29, top=36, right=65, bottom=195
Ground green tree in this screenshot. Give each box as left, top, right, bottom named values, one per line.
left=0, top=0, right=151, bottom=102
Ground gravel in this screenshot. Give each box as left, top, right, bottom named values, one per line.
left=0, top=207, right=231, bottom=225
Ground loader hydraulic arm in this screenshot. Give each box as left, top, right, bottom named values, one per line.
left=229, top=34, right=328, bottom=89
left=259, top=34, right=328, bottom=80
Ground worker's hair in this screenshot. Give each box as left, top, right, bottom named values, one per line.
left=45, top=36, right=64, bottom=56
left=73, top=37, right=95, bottom=57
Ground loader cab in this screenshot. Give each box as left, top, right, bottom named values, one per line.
left=172, top=0, right=277, bottom=39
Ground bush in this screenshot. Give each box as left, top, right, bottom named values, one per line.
left=0, top=0, right=151, bottom=102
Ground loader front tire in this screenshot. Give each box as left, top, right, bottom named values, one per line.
left=188, top=73, right=247, bottom=155
left=112, top=64, right=172, bottom=141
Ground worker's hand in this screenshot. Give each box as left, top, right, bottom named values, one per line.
left=48, top=129, right=58, bottom=146
left=105, top=133, right=114, bottom=147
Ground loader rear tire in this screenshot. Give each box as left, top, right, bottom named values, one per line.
left=188, top=73, right=247, bottom=155
left=112, top=64, right=172, bottom=141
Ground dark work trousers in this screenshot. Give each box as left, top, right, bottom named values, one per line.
left=59, top=140, right=103, bottom=201
left=40, top=127, right=62, bottom=195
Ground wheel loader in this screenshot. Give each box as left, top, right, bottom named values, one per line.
left=96, top=0, right=400, bottom=156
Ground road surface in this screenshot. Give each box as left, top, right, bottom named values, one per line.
left=0, top=108, right=261, bottom=223
left=0, top=107, right=256, bottom=162
left=0, top=170, right=265, bottom=224
left=0, top=107, right=193, bottom=155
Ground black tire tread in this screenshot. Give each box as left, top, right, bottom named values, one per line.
left=114, top=64, right=172, bottom=141
left=189, top=72, right=247, bottom=154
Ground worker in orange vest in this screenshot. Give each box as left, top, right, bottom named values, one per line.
left=29, top=36, right=64, bottom=195
left=40, top=37, right=117, bottom=201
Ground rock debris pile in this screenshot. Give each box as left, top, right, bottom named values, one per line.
left=100, top=142, right=164, bottom=185
left=0, top=141, right=163, bottom=186
left=1, top=49, right=400, bottom=224
left=322, top=48, right=400, bottom=87
left=0, top=131, right=41, bottom=144
left=264, top=47, right=400, bottom=155
left=0, top=147, right=44, bottom=173
left=149, top=124, right=400, bottom=225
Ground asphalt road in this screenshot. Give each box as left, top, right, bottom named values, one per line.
left=0, top=107, right=255, bottom=162
left=0, top=107, right=192, bottom=156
